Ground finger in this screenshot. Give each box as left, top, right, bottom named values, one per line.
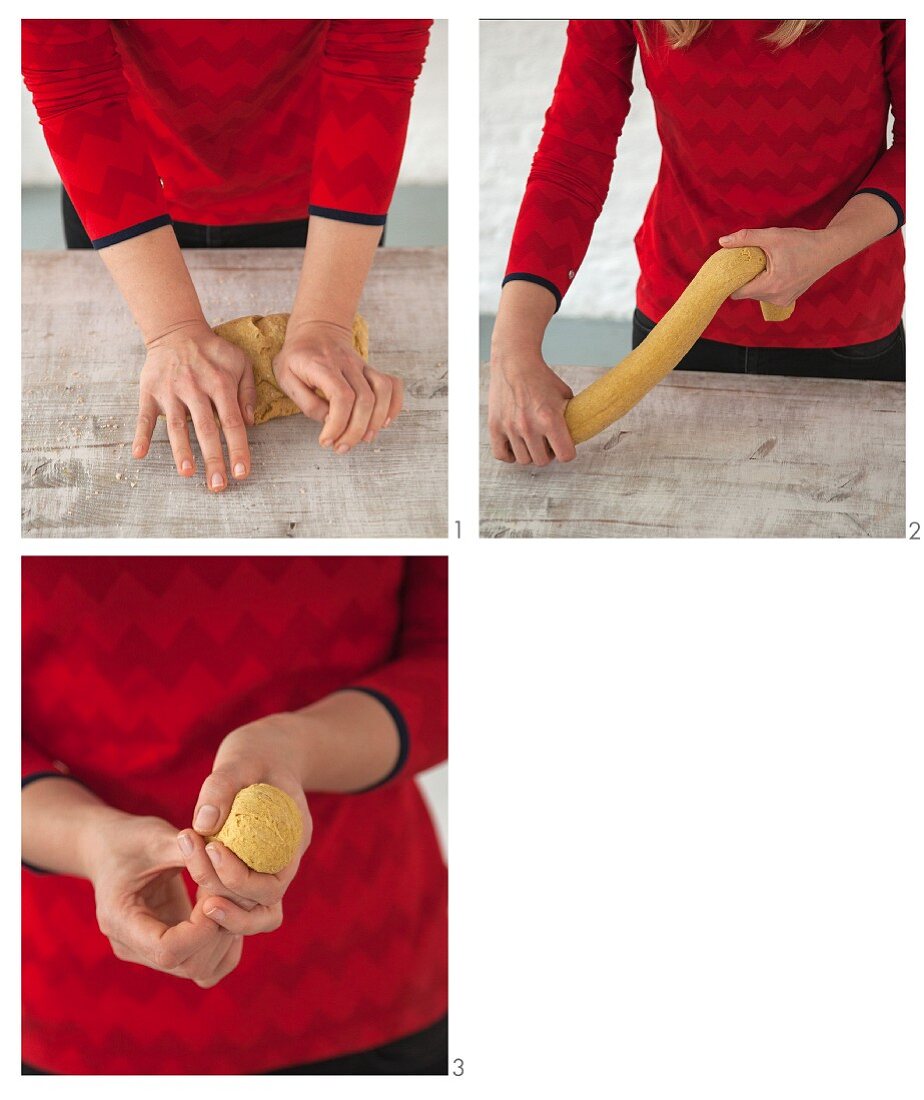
left=124, top=908, right=221, bottom=972
left=177, top=829, right=256, bottom=911
left=211, top=387, right=251, bottom=482
left=237, top=363, right=257, bottom=427
left=383, top=374, right=403, bottom=429
left=718, top=228, right=759, bottom=248
left=185, top=393, right=228, bottom=492
left=361, top=369, right=393, bottom=443
left=489, top=426, right=515, bottom=463
left=163, top=400, right=196, bottom=477
left=133, top=393, right=159, bottom=460
left=203, top=840, right=288, bottom=907
left=522, top=431, right=553, bottom=467
left=545, top=421, right=577, bottom=463
left=201, top=894, right=283, bottom=936
left=316, top=375, right=355, bottom=449
left=730, top=271, right=773, bottom=301
left=192, top=764, right=257, bottom=836
left=508, top=435, right=532, bottom=465
left=276, top=368, right=329, bottom=423
left=331, top=367, right=375, bottom=452
left=195, top=933, right=243, bottom=989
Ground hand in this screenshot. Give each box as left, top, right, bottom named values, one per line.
left=88, top=811, right=242, bottom=988
left=132, top=320, right=257, bottom=493
left=720, top=226, right=836, bottom=310
left=177, top=715, right=313, bottom=937
left=488, top=349, right=576, bottom=466
left=272, top=320, right=403, bottom=453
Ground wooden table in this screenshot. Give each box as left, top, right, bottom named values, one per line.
left=480, top=366, right=905, bottom=538
left=22, top=248, right=447, bottom=538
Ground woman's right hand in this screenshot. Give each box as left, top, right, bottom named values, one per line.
left=488, top=351, right=577, bottom=466
left=132, top=321, right=258, bottom=493
left=87, top=811, right=243, bottom=988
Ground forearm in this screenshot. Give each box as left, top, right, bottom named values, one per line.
left=22, top=777, right=126, bottom=877
left=820, top=192, right=900, bottom=270
left=491, top=280, right=557, bottom=360
left=98, top=225, right=207, bottom=344
left=250, top=692, right=401, bottom=793
left=288, top=217, right=382, bottom=333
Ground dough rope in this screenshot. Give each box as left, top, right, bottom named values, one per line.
left=564, top=247, right=794, bottom=444
left=212, top=312, right=369, bottom=425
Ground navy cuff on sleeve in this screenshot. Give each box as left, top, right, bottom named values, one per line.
left=308, top=205, right=387, bottom=227
left=343, top=687, right=410, bottom=791
left=502, top=272, right=563, bottom=312
left=854, top=188, right=905, bottom=234
left=91, top=214, right=173, bottom=250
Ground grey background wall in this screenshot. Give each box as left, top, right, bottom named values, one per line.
left=480, top=19, right=659, bottom=324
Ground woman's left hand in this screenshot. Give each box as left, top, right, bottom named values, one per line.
left=177, top=715, right=313, bottom=936
left=719, top=226, right=835, bottom=310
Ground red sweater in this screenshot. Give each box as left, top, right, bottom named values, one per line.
left=21, top=19, right=431, bottom=247
left=22, top=556, right=447, bottom=1075
left=505, top=19, right=905, bottom=347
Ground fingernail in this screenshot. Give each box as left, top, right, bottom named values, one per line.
left=132, top=444, right=143, bottom=458
left=319, top=437, right=331, bottom=448
left=246, top=405, right=255, bottom=424
left=210, top=472, right=224, bottom=490
left=336, top=443, right=350, bottom=454
left=204, top=905, right=225, bottom=922
left=177, top=833, right=194, bottom=857
left=194, top=804, right=219, bottom=831
left=719, top=235, right=731, bottom=245
left=383, top=418, right=393, bottom=428
left=362, top=430, right=374, bottom=443
left=181, top=459, right=193, bottom=474
left=233, top=462, right=246, bottom=478
left=206, top=843, right=222, bottom=867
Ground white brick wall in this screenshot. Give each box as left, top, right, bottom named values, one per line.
left=20, top=19, right=448, bottom=187
left=480, top=19, right=659, bottom=321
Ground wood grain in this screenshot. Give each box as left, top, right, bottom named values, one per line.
left=22, top=248, right=447, bottom=538
left=480, top=364, right=905, bottom=538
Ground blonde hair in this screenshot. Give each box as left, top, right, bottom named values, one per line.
left=637, top=20, right=823, bottom=51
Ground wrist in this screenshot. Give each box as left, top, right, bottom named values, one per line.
left=144, top=317, right=211, bottom=349
left=74, top=803, right=134, bottom=882
left=284, top=317, right=354, bottom=345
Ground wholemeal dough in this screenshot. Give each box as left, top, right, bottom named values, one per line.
left=565, top=247, right=794, bottom=444
left=212, top=313, right=369, bottom=425
left=209, top=783, right=302, bottom=874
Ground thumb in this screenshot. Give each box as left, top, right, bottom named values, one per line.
left=718, top=228, right=759, bottom=248
left=192, top=764, right=249, bottom=836
left=238, top=363, right=257, bottom=427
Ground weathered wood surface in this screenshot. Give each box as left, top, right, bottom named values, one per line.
left=22, top=248, right=447, bottom=538
left=480, top=365, right=905, bottom=538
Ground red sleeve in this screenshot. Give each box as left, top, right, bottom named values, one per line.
left=308, top=19, right=432, bottom=226
left=21, top=19, right=170, bottom=249
left=348, top=557, right=447, bottom=783
left=22, top=740, right=70, bottom=784
left=504, top=20, right=636, bottom=310
left=855, top=20, right=905, bottom=229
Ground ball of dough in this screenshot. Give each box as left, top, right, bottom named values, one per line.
left=210, top=783, right=302, bottom=874
left=212, top=312, right=369, bottom=425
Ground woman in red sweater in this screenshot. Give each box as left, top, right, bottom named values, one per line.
left=22, top=20, right=432, bottom=490
left=489, top=20, right=905, bottom=466
left=22, top=556, right=447, bottom=1075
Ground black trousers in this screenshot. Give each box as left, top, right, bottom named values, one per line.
left=633, top=307, right=905, bottom=382
left=22, top=1014, right=447, bottom=1076
left=61, top=188, right=386, bottom=250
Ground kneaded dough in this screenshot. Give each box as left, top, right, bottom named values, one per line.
left=209, top=782, right=303, bottom=874
left=212, top=313, right=369, bottom=426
